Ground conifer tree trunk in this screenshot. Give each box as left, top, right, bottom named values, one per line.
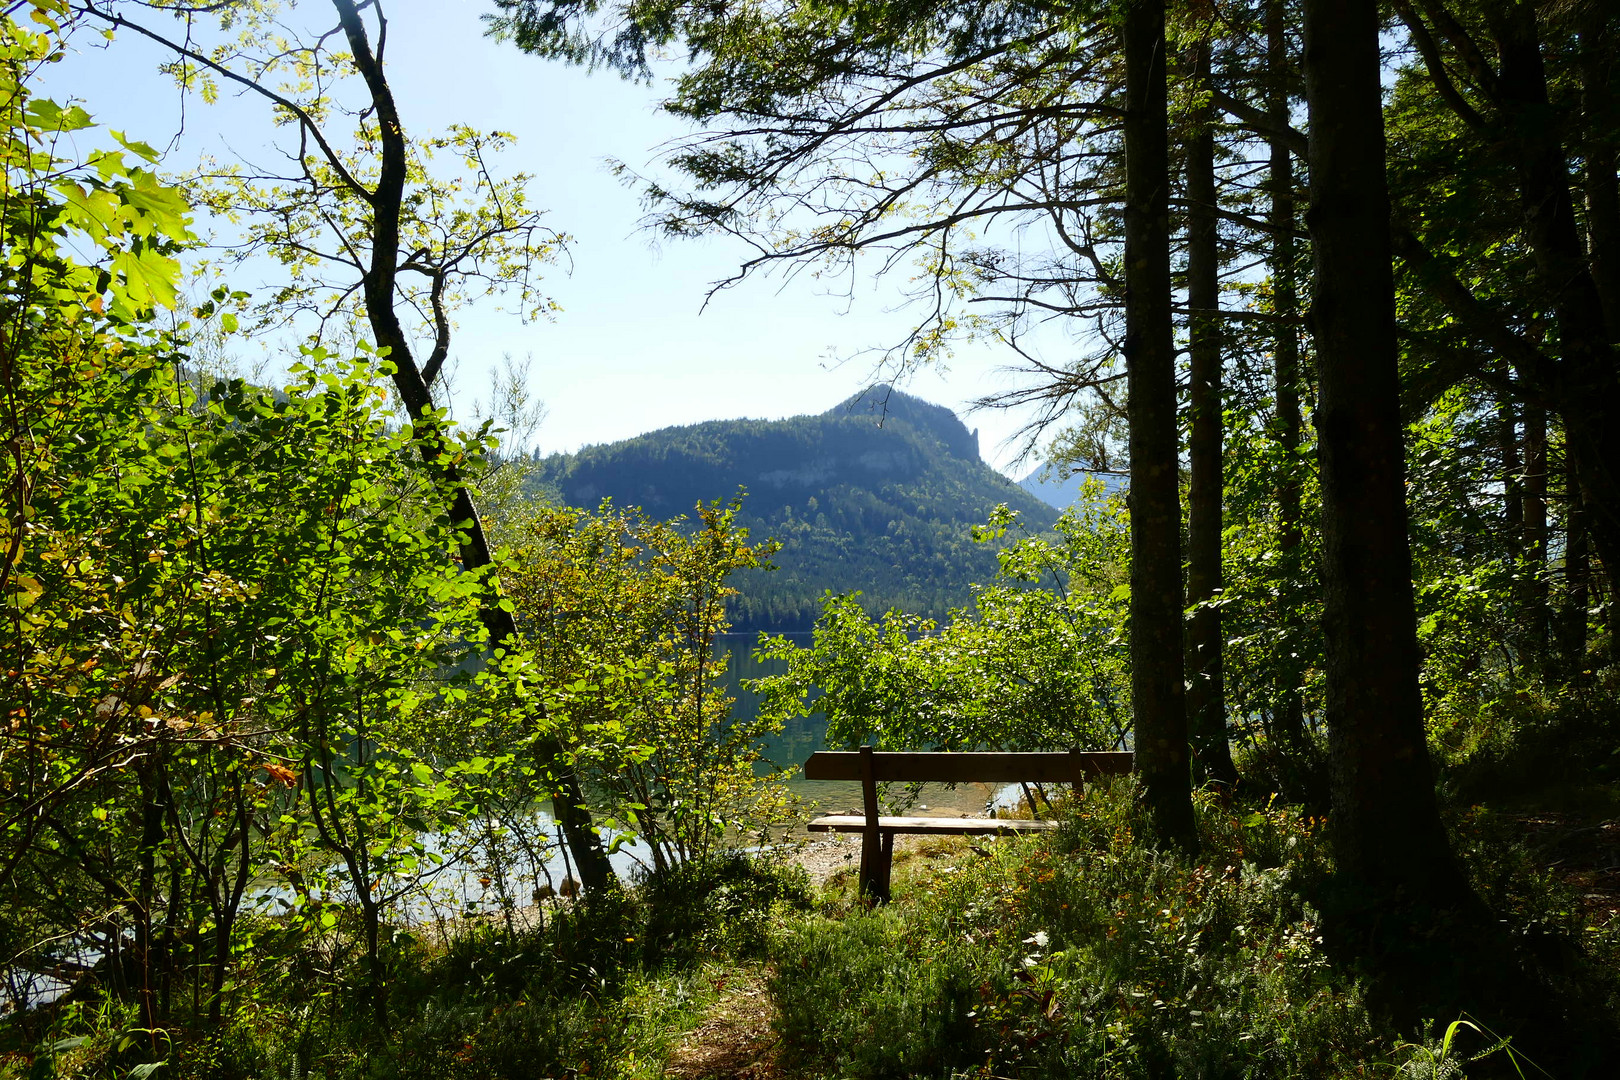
left=1563, top=447, right=1591, bottom=665
left=1123, top=0, right=1197, bottom=849
left=1499, top=383, right=1525, bottom=664
left=1500, top=387, right=1523, bottom=562
left=1580, top=11, right=1620, bottom=332
left=1390, top=1, right=1620, bottom=653
left=1300, top=0, right=1462, bottom=901
left=1184, top=34, right=1237, bottom=790
left=1489, top=6, right=1620, bottom=613
left=1522, top=403, right=1549, bottom=657
left=1266, top=0, right=1309, bottom=759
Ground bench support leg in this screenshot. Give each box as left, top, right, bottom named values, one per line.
left=859, top=830, right=882, bottom=901
left=858, top=745, right=890, bottom=902
left=858, top=830, right=894, bottom=903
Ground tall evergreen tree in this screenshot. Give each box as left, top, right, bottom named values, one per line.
left=1183, top=25, right=1236, bottom=789
left=1265, top=0, right=1310, bottom=761
left=1300, top=0, right=1463, bottom=900
left=1521, top=399, right=1550, bottom=655
left=1124, top=0, right=1197, bottom=848
left=1391, top=1, right=1620, bottom=606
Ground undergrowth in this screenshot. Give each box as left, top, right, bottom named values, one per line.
left=12, top=773, right=1618, bottom=1078
left=769, top=782, right=1388, bottom=1079
left=5, top=854, right=812, bottom=1080
left=768, top=779, right=1615, bottom=1079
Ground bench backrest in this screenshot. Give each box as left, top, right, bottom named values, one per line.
left=803, top=748, right=1134, bottom=785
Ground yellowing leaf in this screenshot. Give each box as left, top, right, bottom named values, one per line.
left=261, top=762, right=298, bottom=787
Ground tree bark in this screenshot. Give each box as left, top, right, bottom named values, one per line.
left=1522, top=402, right=1549, bottom=658
left=1184, top=34, right=1237, bottom=791
left=1486, top=4, right=1620, bottom=610
left=1563, top=444, right=1590, bottom=665
left=1267, top=0, right=1309, bottom=759
left=1300, top=0, right=1463, bottom=901
left=1580, top=11, right=1620, bottom=333
left=134, top=762, right=162, bottom=1039
left=1123, top=0, right=1196, bottom=850
left=329, top=0, right=613, bottom=893
left=1499, top=383, right=1523, bottom=561
left=1389, top=2, right=1620, bottom=631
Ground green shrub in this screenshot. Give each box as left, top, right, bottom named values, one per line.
left=771, top=911, right=985, bottom=1077
left=352, top=854, right=810, bottom=1079
left=768, top=781, right=1388, bottom=1079
left=638, top=850, right=814, bottom=965
left=95, top=854, right=810, bottom=1080
left=1434, top=682, right=1620, bottom=805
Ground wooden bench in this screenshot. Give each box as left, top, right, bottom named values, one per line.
left=804, top=745, right=1134, bottom=901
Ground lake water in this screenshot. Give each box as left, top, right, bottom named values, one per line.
left=386, top=636, right=1018, bottom=908
left=17, top=635, right=1014, bottom=1002
left=330, top=636, right=1005, bottom=917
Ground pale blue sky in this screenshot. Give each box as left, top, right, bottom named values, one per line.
left=48, top=0, right=1069, bottom=476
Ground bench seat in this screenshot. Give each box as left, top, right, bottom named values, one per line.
left=807, top=814, right=1059, bottom=834
left=802, top=746, right=1132, bottom=901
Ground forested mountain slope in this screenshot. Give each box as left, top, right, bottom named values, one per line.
left=529, top=387, right=1059, bottom=630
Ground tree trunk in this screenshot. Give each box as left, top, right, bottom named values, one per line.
left=134, top=764, right=162, bottom=1039
left=1123, top=0, right=1196, bottom=850
left=1488, top=5, right=1620, bottom=620
left=1581, top=11, right=1620, bottom=333
left=161, top=857, right=182, bottom=1025
left=1184, top=34, right=1237, bottom=791
left=1391, top=1, right=1620, bottom=656
left=1267, top=0, right=1309, bottom=760
left=1522, top=402, right=1549, bottom=658
left=1499, top=383, right=1523, bottom=561
left=360, top=889, right=387, bottom=1030
left=1563, top=445, right=1590, bottom=666
left=208, top=786, right=253, bottom=1028
left=1300, top=0, right=1463, bottom=902
left=330, top=0, right=613, bottom=893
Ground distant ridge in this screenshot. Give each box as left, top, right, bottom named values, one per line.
left=1017, top=466, right=1127, bottom=509
left=529, top=387, right=1058, bottom=631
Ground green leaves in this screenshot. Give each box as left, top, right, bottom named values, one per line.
left=108, top=246, right=181, bottom=312
left=23, top=97, right=90, bottom=132
left=497, top=497, right=792, bottom=865
left=0, top=70, right=195, bottom=323
left=757, top=491, right=1133, bottom=757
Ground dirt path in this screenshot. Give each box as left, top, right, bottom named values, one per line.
left=664, top=833, right=971, bottom=1078
left=663, top=968, right=779, bottom=1080
left=784, top=833, right=861, bottom=887
left=784, top=830, right=973, bottom=889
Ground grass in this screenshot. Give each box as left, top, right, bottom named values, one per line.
left=768, top=782, right=1392, bottom=1079
left=5, top=854, right=813, bottom=1080
left=13, top=777, right=1619, bottom=1079
left=767, top=776, right=1619, bottom=1078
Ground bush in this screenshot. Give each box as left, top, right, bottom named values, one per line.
left=768, top=781, right=1387, bottom=1079
left=173, top=853, right=815, bottom=1080
left=1432, top=677, right=1620, bottom=805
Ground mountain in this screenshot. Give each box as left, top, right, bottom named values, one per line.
left=528, top=387, right=1059, bottom=631
left=1017, top=466, right=1127, bottom=509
